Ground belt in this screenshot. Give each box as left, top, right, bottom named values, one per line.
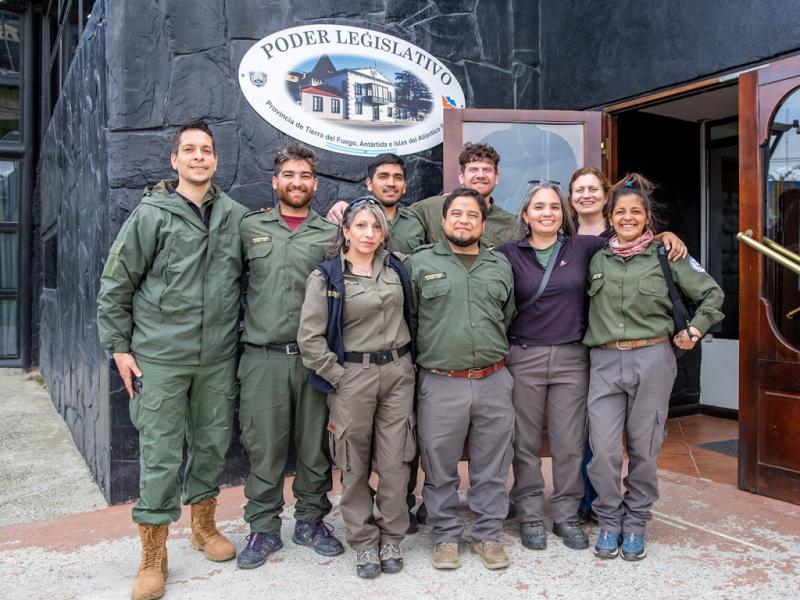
left=598, top=336, right=669, bottom=351
left=427, top=358, right=506, bottom=379
left=245, top=342, right=300, bottom=355
left=344, top=344, right=411, bottom=366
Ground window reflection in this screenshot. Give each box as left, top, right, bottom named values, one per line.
left=0, top=298, right=16, bottom=357
left=0, top=13, right=20, bottom=141
left=766, top=86, right=800, bottom=350
left=463, top=122, right=582, bottom=214
left=0, top=160, right=18, bottom=221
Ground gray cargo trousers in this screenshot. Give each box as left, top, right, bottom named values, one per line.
left=587, top=342, right=676, bottom=534
left=416, top=367, right=515, bottom=544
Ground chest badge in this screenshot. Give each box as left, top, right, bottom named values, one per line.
left=423, top=272, right=446, bottom=281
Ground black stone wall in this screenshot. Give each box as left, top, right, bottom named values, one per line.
left=37, top=4, right=112, bottom=496
left=540, top=0, right=800, bottom=108
left=37, top=0, right=541, bottom=503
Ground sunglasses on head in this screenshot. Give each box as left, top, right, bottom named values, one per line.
left=343, top=196, right=381, bottom=220
left=527, top=179, right=561, bottom=188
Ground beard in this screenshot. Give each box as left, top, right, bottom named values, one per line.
left=444, top=230, right=481, bottom=248
left=279, top=189, right=313, bottom=209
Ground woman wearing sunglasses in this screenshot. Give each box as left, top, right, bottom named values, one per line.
left=495, top=179, right=687, bottom=552
left=297, top=196, right=416, bottom=579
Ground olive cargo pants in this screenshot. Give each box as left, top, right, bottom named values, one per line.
left=238, top=345, right=332, bottom=534
left=130, top=357, right=237, bottom=525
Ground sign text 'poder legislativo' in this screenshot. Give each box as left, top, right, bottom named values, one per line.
left=238, top=25, right=466, bottom=156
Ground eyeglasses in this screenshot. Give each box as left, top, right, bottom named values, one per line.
left=343, top=196, right=381, bottom=220
left=527, top=179, right=561, bottom=188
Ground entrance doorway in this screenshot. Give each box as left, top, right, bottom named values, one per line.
left=612, top=84, right=740, bottom=415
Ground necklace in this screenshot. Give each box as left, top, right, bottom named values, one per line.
left=351, top=264, right=372, bottom=276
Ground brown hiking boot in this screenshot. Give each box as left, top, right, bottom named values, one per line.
left=431, top=541, right=460, bottom=569
left=132, top=524, right=168, bottom=600
left=471, top=540, right=510, bottom=570
left=190, top=497, right=236, bottom=561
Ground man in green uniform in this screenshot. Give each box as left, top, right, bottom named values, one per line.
left=326, top=153, right=425, bottom=254
left=407, top=142, right=516, bottom=246
left=97, top=122, right=248, bottom=600
left=236, top=143, right=343, bottom=570
left=406, top=188, right=516, bottom=571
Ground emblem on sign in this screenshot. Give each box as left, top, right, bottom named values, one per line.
left=249, top=71, right=267, bottom=87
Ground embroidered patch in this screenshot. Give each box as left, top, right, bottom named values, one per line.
left=251, top=235, right=271, bottom=244
left=326, top=290, right=341, bottom=298
left=559, top=260, right=567, bottom=267
left=591, top=272, right=604, bottom=280
left=689, top=257, right=706, bottom=273
left=344, top=279, right=360, bottom=286
left=423, top=272, right=446, bottom=281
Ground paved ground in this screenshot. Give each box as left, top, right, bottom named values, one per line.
left=0, top=369, right=107, bottom=527
left=1, top=369, right=799, bottom=599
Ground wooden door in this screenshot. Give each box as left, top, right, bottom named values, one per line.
left=443, top=108, right=602, bottom=215
left=739, top=56, right=800, bottom=504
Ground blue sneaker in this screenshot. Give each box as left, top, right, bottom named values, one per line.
left=593, top=529, right=621, bottom=559
left=621, top=532, right=647, bottom=561
left=292, top=519, right=345, bottom=556
left=236, top=532, right=283, bottom=569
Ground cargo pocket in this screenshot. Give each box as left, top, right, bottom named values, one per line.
left=327, top=422, right=349, bottom=471
left=649, top=409, right=669, bottom=457
left=403, top=414, right=418, bottom=462
left=130, top=389, right=164, bottom=432
left=239, top=412, right=264, bottom=461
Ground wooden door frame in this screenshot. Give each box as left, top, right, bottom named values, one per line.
left=443, top=108, right=602, bottom=192
left=738, top=54, right=800, bottom=499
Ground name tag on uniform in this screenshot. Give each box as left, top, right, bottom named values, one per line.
left=423, top=272, right=446, bottom=281
left=591, top=273, right=603, bottom=280
left=344, top=279, right=360, bottom=286
left=251, top=236, right=271, bottom=244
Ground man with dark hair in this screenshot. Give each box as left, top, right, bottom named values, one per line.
left=408, top=142, right=515, bottom=246
left=327, top=153, right=425, bottom=254
left=406, top=187, right=516, bottom=571
left=236, top=142, right=343, bottom=570
left=97, top=121, right=248, bottom=600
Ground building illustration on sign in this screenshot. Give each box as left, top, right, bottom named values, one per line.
left=286, top=54, right=432, bottom=126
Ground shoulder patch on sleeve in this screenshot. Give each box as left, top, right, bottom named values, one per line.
left=689, top=257, right=706, bottom=273
left=591, top=272, right=604, bottom=280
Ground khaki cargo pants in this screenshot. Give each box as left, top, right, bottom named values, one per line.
left=327, top=354, right=416, bottom=550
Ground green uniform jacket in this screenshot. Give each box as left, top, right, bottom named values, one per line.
left=96, top=181, right=249, bottom=365
left=407, top=194, right=516, bottom=246
left=387, top=207, right=426, bottom=254
left=583, top=243, right=725, bottom=347
left=240, top=208, right=338, bottom=345
left=406, top=240, right=515, bottom=371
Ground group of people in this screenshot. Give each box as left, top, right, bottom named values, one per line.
left=96, top=121, right=724, bottom=600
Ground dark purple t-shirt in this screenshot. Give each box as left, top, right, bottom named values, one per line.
left=494, top=235, right=607, bottom=346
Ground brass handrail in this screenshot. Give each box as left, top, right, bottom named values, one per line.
left=763, top=237, right=800, bottom=266
left=737, top=230, right=800, bottom=276
left=787, top=305, right=800, bottom=320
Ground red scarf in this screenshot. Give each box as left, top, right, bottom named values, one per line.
left=609, top=229, right=654, bottom=258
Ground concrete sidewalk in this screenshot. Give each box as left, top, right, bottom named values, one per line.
left=1, top=469, right=799, bottom=599
left=0, top=369, right=107, bottom=527
left=1, top=369, right=798, bottom=599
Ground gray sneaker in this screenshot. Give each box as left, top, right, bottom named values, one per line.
left=378, top=543, right=403, bottom=573
left=356, top=547, right=380, bottom=579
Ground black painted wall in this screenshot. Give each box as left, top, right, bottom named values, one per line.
left=37, top=0, right=542, bottom=502
left=540, top=0, right=800, bottom=108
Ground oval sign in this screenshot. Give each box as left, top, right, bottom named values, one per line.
left=238, top=24, right=465, bottom=156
